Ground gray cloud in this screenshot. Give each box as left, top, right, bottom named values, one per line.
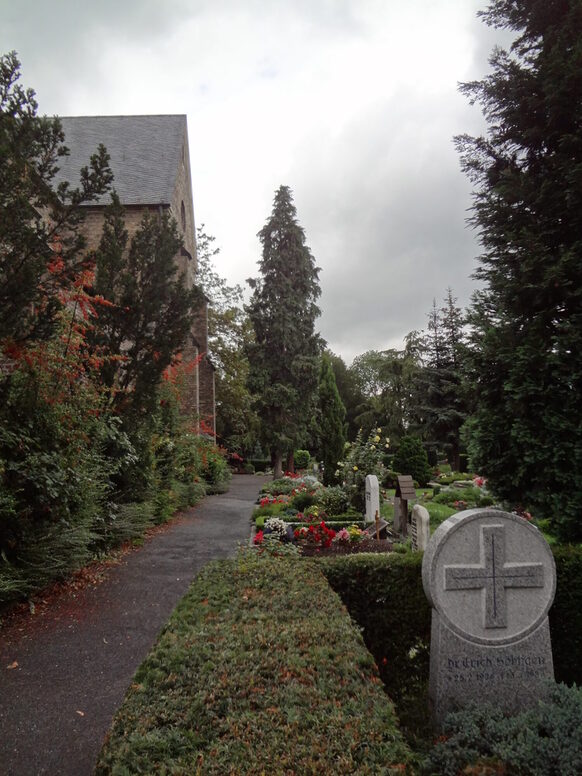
left=1, top=0, right=501, bottom=365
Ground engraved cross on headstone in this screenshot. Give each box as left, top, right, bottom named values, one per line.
left=444, top=524, right=544, bottom=628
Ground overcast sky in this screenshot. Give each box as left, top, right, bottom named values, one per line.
left=1, top=0, right=511, bottom=364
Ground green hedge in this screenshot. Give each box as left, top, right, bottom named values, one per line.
left=549, top=545, right=582, bottom=686
left=96, top=553, right=412, bottom=775
left=319, top=546, right=582, bottom=694
left=318, top=553, right=431, bottom=708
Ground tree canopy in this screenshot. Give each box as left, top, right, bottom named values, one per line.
left=246, top=185, right=322, bottom=477
left=457, top=0, right=582, bottom=539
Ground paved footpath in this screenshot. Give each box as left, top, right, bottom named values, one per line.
left=0, top=474, right=267, bottom=776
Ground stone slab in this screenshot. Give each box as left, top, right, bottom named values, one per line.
left=365, top=474, right=380, bottom=524
left=429, top=614, right=554, bottom=722
left=422, top=509, right=556, bottom=727
left=411, top=503, right=430, bottom=551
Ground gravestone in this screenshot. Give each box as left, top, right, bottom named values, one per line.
left=365, top=474, right=380, bottom=524
left=410, top=504, right=430, bottom=551
left=422, top=509, right=556, bottom=727
left=394, top=475, right=417, bottom=537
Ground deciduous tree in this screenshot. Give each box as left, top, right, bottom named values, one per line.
left=195, top=225, right=258, bottom=454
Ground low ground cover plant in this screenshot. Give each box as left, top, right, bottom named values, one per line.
left=95, top=552, right=412, bottom=775
left=422, top=684, right=582, bottom=776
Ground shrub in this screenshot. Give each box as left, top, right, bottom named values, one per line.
left=95, top=554, right=412, bottom=774
left=319, top=553, right=431, bottom=703
left=433, top=486, right=494, bottom=509
left=550, top=545, right=582, bottom=686
left=422, top=684, right=582, bottom=776
left=382, top=469, right=399, bottom=489
left=392, top=436, right=432, bottom=486
left=260, top=477, right=297, bottom=496
left=337, top=427, right=388, bottom=512
left=291, top=490, right=317, bottom=512
left=293, top=449, right=310, bottom=469
left=317, top=484, right=351, bottom=516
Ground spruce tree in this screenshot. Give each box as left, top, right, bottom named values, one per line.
left=457, top=1, right=582, bottom=538
left=246, top=186, right=322, bottom=478
left=420, top=291, right=467, bottom=471
left=318, top=352, right=347, bottom=485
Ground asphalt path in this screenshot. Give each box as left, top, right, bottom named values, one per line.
left=0, top=474, right=267, bottom=776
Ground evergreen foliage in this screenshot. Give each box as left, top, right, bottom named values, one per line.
left=246, top=186, right=322, bottom=477
left=0, top=51, right=112, bottom=353
left=418, top=290, right=468, bottom=470
left=317, top=352, right=347, bottom=485
left=457, top=0, right=582, bottom=539
left=90, top=195, right=202, bottom=415
left=393, top=435, right=432, bottom=486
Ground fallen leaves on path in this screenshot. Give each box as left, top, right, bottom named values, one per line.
left=0, top=510, right=193, bottom=646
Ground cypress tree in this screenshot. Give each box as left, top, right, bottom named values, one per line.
left=247, top=185, right=322, bottom=478
left=457, top=0, right=582, bottom=538
left=318, top=352, right=347, bottom=485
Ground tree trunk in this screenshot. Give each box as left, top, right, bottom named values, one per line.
left=286, top=450, right=294, bottom=474
left=273, top=450, right=283, bottom=479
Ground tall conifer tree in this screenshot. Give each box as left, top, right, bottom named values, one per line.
left=247, top=186, right=322, bottom=478
left=457, top=0, right=582, bottom=538
left=318, top=352, right=347, bottom=485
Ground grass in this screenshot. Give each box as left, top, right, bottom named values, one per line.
left=96, top=551, right=412, bottom=775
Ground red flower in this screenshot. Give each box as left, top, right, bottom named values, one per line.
left=254, top=530, right=264, bottom=545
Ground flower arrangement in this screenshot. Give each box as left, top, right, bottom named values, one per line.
left=259, top=495, right=290, bottom=507
left=264, top=517, right=289, bottom=540
left=335, top=524, right=364, bottom=544
left=293, top=521, right=336, bottom=548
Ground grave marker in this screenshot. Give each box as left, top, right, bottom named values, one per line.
left=422, top=509, right=556, bottom=727
left=410, top=504, right=430, bottom=551
left=365, top=474, right=380, bottom=524
left=394, top=475, right=417, bottom=537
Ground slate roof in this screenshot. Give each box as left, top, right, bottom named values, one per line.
left=54, top=115, right=187, bottom=206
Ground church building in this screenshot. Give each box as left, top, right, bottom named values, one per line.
left=54, top=114, right=215, bottom=434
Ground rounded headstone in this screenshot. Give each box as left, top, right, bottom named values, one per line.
left=422, top=509, right=556, bottom=647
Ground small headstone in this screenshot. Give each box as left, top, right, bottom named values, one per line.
left=422, top=509, right=556, bottom=727
left=410, top=504, right=430, bottom=551
left=365, top=474, right=380, bottom=524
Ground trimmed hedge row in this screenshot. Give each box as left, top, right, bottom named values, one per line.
left=318, top=545, right=582, bottom=739
left=96, top=553, right=412, bottom=775
left=549, top=544, right=582, bottom=686
left=318, top=553, right=431, bottom=708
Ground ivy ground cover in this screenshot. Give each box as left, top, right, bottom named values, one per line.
left=96, top=552, right=412, bottom=775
